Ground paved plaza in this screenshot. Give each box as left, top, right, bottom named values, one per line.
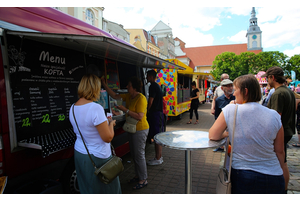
left=118, top=103, right=300, bottom=194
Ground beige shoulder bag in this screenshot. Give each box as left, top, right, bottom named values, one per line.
left=216, top=104, right=238, bottom=194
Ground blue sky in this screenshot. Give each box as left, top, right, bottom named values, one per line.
left=101, top=2, right=300, bottom=58
left=9, top=0, right=300, bottom=58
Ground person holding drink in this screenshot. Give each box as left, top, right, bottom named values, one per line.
left=69, top=74, right=121, bottom=194
left=101, top=76, right=149, bottom=190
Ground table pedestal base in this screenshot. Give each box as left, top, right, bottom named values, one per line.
left=185, top=150, right=192, bottom=194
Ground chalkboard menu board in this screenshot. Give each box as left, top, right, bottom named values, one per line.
left=105, top=59, right=119, bottom=89
left=7, top=35, right=85, bottom=141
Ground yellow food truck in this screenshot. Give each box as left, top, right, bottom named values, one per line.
left=155, top=59, right=215, bottom=120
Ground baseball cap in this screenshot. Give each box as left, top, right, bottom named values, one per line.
left=220, top=79, right=233, bottom=86
left=261, top=66, right=284, bottom=78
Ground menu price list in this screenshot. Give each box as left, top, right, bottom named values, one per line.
left=18, top=128, right=77, bottom=157
left=12, top=85, right=78, bottom=138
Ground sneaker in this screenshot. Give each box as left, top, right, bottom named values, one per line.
left=147, top=157, right=163, bottom=165
left=213, top=147, right=224, bottom=152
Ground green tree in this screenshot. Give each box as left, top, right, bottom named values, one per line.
left=211, top=51, right=290, bottom=81
left=253, top=51, right=288, bottom=74
left=211, top=52, right=239, bottom=80
left=287, top=54, right=300, bottom=80
left=238, top=52, right=257, bottom=76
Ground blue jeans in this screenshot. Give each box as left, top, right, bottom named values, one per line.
left=231, top=168, right=285, bottom=194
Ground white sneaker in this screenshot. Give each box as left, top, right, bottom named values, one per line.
left=147, top=157, right=163, bottom=165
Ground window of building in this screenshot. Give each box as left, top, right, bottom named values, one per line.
left=85, top=9, right=94, bottom=25
left=252, top=41, right=257, bottom=48
left=103, top=22, right=107, bottom=31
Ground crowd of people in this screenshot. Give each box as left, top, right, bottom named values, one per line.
left=69, top=66, right=299, bottom=194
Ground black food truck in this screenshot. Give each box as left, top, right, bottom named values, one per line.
left=0, top=7, right=185, bottom=193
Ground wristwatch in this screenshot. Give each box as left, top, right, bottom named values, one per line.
left=126, top=109, right=129, bottom=114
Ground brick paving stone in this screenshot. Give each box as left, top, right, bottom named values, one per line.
left=119, top=103, right=300, bottom=194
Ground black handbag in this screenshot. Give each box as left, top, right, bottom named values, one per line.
left=216, top=104, right=237, bottom=194
left=72, top=104, right=124, bottom=184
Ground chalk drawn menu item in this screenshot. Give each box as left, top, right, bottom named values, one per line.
left=7, top=35, right=83, bottom=141
left=48, top=87, right=65, bottom=122
left=12, top=87, right=31, bottom=129
left=64, top=86, right=78, bottom=119
left=30, top=86, right=50, bottom=124
left=105, top=59, right=119, bottom=89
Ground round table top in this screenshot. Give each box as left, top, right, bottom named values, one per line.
left=154, top=130, right=226, bottom=151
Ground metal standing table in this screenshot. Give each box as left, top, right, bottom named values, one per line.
left=154, top=130, right=226, bottom=194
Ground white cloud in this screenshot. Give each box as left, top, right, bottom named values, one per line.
left=103, top=7, right=148, bottom=30
left=107, top=7, right=224, bottom=32
left=284, top=46, right=300, bottom=58
left=104, top=5, right=300, bottom=57
left=103, top=6, right=224, bottom=47
left=256, top=7, right=300, bottom=49
left=173, top=26, right=214, bottom=48
left=228, top=30, right=247, bottom=43
left=227, top=7, right=251, bottom=16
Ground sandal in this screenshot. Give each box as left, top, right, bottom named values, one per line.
left=187, top=121, right=192, bottom=124
left=133, top=180, right=148, bottom=190
left=292, top=143, right=300, bottom=147
left=194, top=121, right=199, bottom=124
left=127, top=177, right=139, bottom=183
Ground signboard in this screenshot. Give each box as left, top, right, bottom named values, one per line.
left=7, top=35, right=84, bottom=141
left=255, top=71, right=267, bottom=84
left=291, top=70, right=296, bottom=82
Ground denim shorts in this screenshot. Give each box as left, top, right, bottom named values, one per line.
left=231, top=168, right=285, bottom=194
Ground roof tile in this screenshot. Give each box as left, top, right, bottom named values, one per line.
left=182, top=43, right=262, bottom=69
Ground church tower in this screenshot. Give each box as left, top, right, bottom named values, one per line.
left=246, top=7, right=262, bottom=50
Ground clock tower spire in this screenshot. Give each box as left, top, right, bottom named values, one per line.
left=246, top=7, right=262, bottom=50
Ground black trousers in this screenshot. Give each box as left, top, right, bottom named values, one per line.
left=189, top=105, right=198, bottom=120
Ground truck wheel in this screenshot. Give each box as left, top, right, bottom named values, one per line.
left=60, top=160, right=80, bottom=194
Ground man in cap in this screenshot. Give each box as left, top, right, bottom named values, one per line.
left=214, top=79, right=235, bottom=120
left=262, top=66, right=295, bottom=193
left=211, top=73, right=229, bottom=115
left=213, top=79, right=235, bottom=152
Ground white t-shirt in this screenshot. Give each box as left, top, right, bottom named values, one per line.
left=222, top=103, right=283, bottom=176
left=214, top=86, right=224, bottom=99
left=69, top=102, right=111, bottom=159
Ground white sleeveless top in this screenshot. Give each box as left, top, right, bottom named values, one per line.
left=223, top=102, right=283, bottom=175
